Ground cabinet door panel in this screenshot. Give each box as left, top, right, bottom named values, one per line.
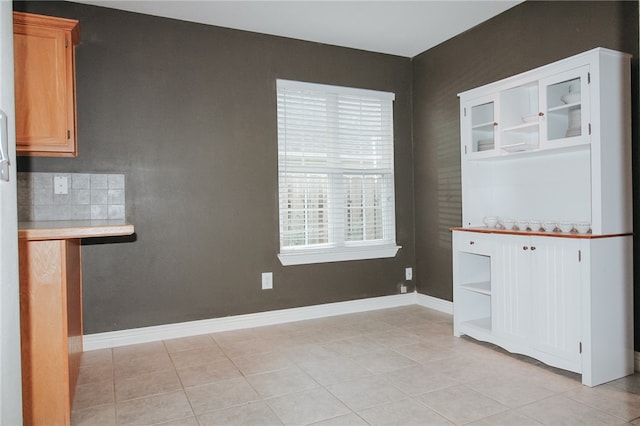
left=530, top=237, right=581, bottom=364
left=14, top=26, right=70, bottom=149
left=493, top=235, right=530, bottom=342
left=539, top=66, right=590, bottom=150
left=462, top=94, right=499, bottom=159
left=13, top=12, right=79, bottom=156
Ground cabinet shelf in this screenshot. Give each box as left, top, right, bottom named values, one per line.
left=548, top=102, right=580, bottom=113
left=460, top=281, right=491, bottom=295
left=502, top=122, right=539, bottom=133
left=501, top=143, right=538, bottom=153
left=472, top=121, right=495, bottom=130
left=459, top=317, right=492, bottom=333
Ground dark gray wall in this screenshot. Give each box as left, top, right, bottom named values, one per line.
left=14, top=1, right=640, bottom=351
left=412, top=1, right=640, bottom=349
left=14, top=1, right=415, bottom=333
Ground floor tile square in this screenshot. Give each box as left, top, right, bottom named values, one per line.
left=185, top=377, right=260, bottom=415
left=163, top=334, right=217, bottom=353
left=564, top=384, right=640, bottom=421
left=357, top=398, right=452, bottom=426
left=115, top=368, right=182, bottom=401
left=297, top=356, right=372, bottom=386
left=350, top=348, right=419, bottom=374
left=116, top=390, right=193, bottom=426
left=309, top=413, right=370, bottom=426
left=71, top=403, right=116, bottom=426
left=466, top=409, right=543, bottom=425
left=418, top=384, right=509, bottom=424
left=327, top=375, right=408, bottom=411
left=246, top=366, right=320, bottom=398
left=517, top=394, right=626, bottom=425
left=113, top=351, right=175, bottom=379
left=169, top=345, right=228, bottom=369
left=266, top=387, right=351, bottom=425
left=197, top=401, right=283, bottom=426
left=383, top=365, right=459, bottom=396
left=231, top=350, right=294, bottom=376
left=177, top=358, right=242, bottom=388
left=467, top=372, right=556, bottom=408
left=72, top=379, right=115, bottom=410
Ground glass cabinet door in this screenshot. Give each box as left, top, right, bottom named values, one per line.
left=540, top=66, right=590, bottom=149
left=464, top=95, right=498, bottom=157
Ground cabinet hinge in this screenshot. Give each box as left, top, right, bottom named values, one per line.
left=67, top=130, right=71, bottom=140
left=588, top=123, right=591, bottom=135
left=578, top=250, right=581, bottom=262
left=579, top=342, right=582, bottom=354
left=464, top=145, right=467, bottom=155
left=463, top=107, right=467, bottom=117
left=65, top=38, right=69, bottom=48
left=587, top=72, right=591, bottom=84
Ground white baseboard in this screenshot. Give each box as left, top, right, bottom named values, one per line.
left=415, top=292, right=453, bottom=315
left=83, top=292, right=419, bottom=351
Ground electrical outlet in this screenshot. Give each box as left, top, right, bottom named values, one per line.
left=399, top=284, right=407, bottom=294
left=405, top=267, right=413, bottom=280
left=54, top=175, right=68, bottom=195
left=261, top=272, right=273, bottom=290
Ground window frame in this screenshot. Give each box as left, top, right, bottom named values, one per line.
left=276, top=79, right=401, bottom=266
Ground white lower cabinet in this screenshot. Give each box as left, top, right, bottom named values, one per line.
left=453, top=230, right=634, bottom=386
left=492, top=235, right=531, bottom=346
left=529, top=236, right=581, bottom=369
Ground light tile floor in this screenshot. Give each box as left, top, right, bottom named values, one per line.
left=71, top=306, right=640, bottom=425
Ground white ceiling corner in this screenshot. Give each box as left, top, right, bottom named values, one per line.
left=67, top=1, right=523, bottom=57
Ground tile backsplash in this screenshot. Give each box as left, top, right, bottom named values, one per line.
left=18, top=172, right=126, bottom=221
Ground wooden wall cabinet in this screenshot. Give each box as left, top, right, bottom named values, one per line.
left=13, top=12, right=80, bottom=157
left=453, top=48, right=634, bottom=387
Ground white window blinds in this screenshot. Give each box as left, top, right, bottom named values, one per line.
left=276, top=79, right=399, bottom=265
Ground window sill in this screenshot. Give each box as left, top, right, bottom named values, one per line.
left=278, top=244, right=401, bottom=266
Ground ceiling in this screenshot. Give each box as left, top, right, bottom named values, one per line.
left=69, top=1, right=523, bottom=57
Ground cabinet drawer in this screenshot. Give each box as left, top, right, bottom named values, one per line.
left=453, top=232, right=492, bottom=255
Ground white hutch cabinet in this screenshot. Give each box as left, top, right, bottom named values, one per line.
left=453, top=48, right=634, bottom=386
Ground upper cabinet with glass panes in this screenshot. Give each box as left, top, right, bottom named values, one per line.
left=459, top=48, right=627, bottom=161
left=458, top=48, right=631, bottom=236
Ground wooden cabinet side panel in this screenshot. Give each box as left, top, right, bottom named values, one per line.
left=65, top=239, right=82, bottom=407
left=19, top=239, right=71, bottom=426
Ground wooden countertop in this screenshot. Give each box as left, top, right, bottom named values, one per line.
left=18, top=220, right=134, bottom=241
left=450, top=226, right=632, bottom=239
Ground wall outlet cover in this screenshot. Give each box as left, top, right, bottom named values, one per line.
left=54, top=175, right=69, bottom=195
left=405, top=267, right=413, bottom=280
left=262, top=272, right=273, bottom=290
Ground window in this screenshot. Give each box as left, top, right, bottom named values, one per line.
left=276, top=79, right=400, bottom=266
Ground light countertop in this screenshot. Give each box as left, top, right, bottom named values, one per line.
left=18, top=220, right=134, bottom=241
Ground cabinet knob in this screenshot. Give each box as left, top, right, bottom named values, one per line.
left=493, top=122, right=498, bottom=126
left=538, top=112, right=544, bottom=117
left=469, top=241, right=475, bottom=245
left=523, top=246, right=529, bottom=250
left=531, top=246, right=537, bottom=251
